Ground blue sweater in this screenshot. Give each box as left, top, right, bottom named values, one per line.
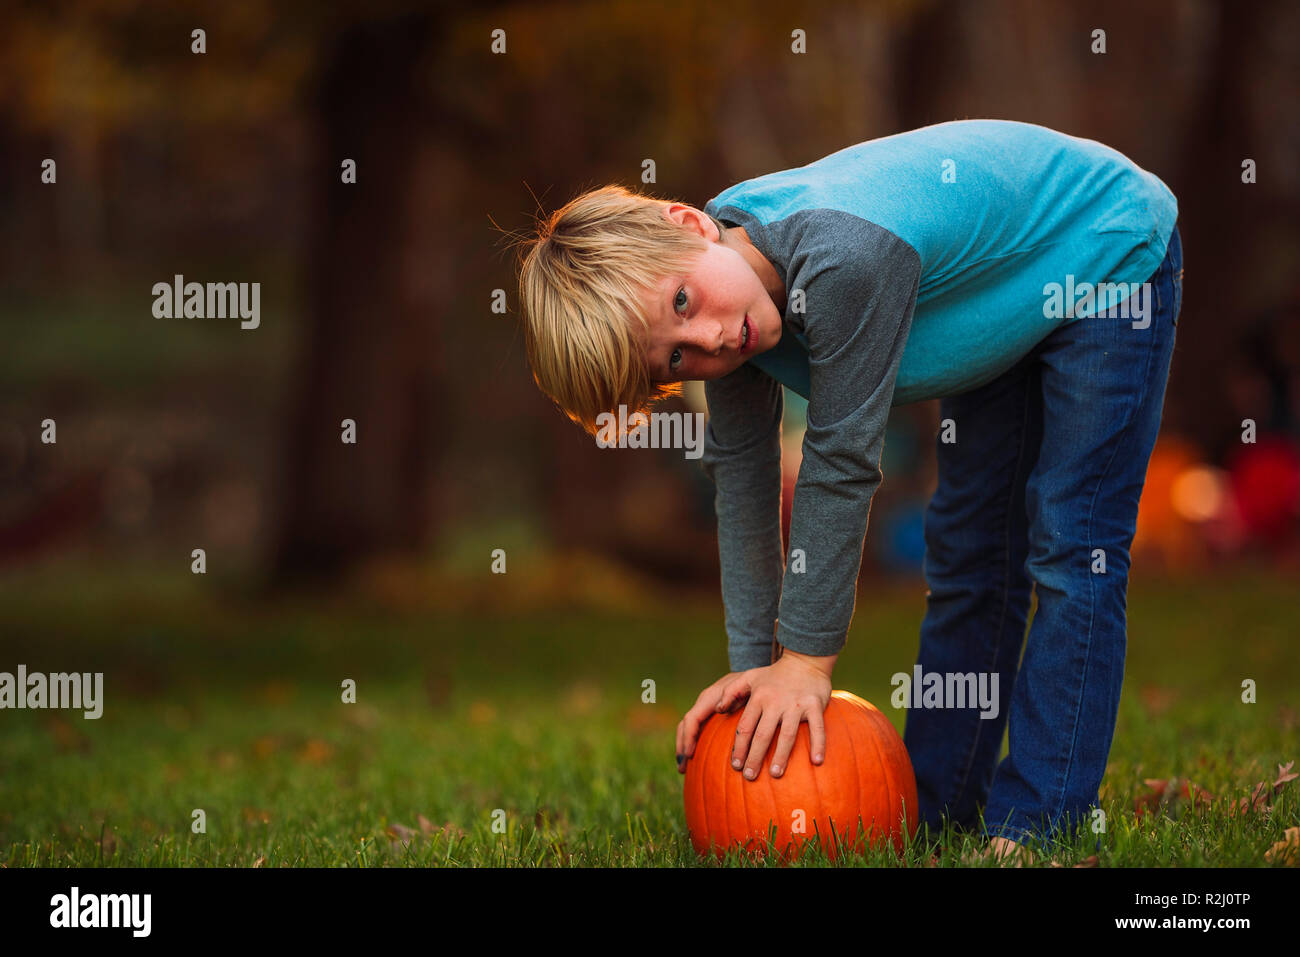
left=700, top=119, right=1177, bottom=672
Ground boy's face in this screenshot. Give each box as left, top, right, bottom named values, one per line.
left=639, top=205, right=785, bottom=384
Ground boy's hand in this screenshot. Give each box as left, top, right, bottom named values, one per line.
left=676, top=670, right=747, bottom=773
left=676, top=650, right=836, bottom=779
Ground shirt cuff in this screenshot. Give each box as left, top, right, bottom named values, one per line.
left=774, top=618, right=846, bottom=659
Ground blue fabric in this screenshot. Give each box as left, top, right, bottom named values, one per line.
left=903, top=228, right=1183, bottom=846
left=705, top=119, right=1178, bottom=403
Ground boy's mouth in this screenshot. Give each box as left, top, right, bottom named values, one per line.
left=740, top=315, right=751, bottom=353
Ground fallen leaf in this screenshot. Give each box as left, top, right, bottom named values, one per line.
left=438, top=820, right=466, bottom=840
left=386, top=822, right=419, bottom=851
left=417, top=814, right=436, bottom=835
left=1273, top=761, right=1297, bottom=790
left=1264, top=827, right=1299, bottom=865
left=1229, top=780, right=1273, bottom=818
left=1134, top=777, right=1214, bottom=821
left=252, top=856, right=265, bottom=868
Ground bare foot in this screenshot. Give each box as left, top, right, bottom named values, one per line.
left=983, top=836, right=1035, bottom=866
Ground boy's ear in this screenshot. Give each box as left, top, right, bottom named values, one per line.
left=662, top=203, right=713, bottom=239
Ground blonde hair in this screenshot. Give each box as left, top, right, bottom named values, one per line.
left=514, top=184, right=723, bottom=436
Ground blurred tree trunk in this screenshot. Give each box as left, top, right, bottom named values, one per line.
left=1168, top=0, right=1272, bottom=458
left=895, top=0, right=963, bottom=128
left=269, top=14, right=439, bottom=586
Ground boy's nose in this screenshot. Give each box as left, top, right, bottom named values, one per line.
left=690, top=318, right=724, bottom=354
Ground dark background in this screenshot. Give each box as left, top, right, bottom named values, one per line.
left=2, top=0, right=1297, bottom=597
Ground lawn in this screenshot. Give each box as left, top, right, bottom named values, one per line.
left=0, top=556, right=1295, bottom=867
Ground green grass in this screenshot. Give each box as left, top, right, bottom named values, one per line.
left=0, top=558, right=1295, bottom=867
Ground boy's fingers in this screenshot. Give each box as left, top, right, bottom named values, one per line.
left=681, top=710, right=704, bottom=759
left=730, top=700, right=763, bottom=771
left=741, top=708, right=781, bottom=780
left=716, top=677, right=750, bottom=714
left=769, top=711, right=802, bottom=777
left=807, top=703, right=827, bottom=764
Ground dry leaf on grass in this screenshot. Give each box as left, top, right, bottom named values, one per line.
left=1134, top=777, right=1214, bottom=821
left=1274, top=760, right=1298, bottom=788
left=387, top=816, right=464, bottom=851
left=1227, top=760, right=1297, bottom=818
left=1264, top=827, right=1299, bottom=865
left=385, top=823, right=419, bottom=851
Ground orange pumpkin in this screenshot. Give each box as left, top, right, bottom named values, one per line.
left=683, top=690, right=918, bottom=862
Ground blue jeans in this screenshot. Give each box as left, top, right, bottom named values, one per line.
left=903, top=227, right=1184, bottom=847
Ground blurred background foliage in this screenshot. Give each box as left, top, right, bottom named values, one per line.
left=1, top=0, right=1297, bottom=598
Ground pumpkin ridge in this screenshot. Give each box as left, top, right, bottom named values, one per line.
left=712, top=711, right=732, bottom=859
left=736, top=717, right=753, bottom=858
left=877, top=709, right=899, bottom=842
left=700, top=710, right=725, bottom=857
left=865, top=705, right=903, bottom=851
left=804, top=702, right=827, bottom=862
left=832, top=691, right=863, bottom=858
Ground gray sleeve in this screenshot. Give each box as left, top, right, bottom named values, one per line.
left=700, top=362, right=785, bottom=672
left=776, top=224, right=920, bottom=657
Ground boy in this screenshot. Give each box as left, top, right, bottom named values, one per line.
left=516, top=119, right=1182, bottom=858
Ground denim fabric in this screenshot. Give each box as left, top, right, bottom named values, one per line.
left=902, top=228, right=1183, bottom=848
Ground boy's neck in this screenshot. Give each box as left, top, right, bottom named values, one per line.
left=726, top=226, right=787, bottom=314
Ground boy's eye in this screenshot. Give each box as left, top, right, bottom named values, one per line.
left=670, top=348, right=682, bottom=371
left=674, top=288, right=688, bottom=313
